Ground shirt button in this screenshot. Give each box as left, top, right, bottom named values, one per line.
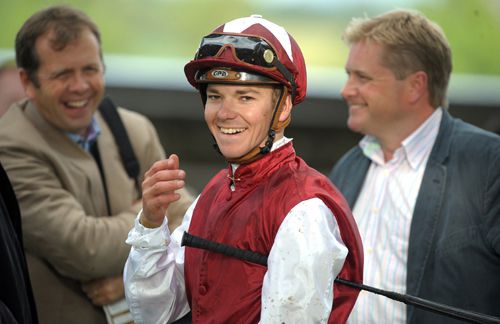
left=199, top=284, right=208, bottom=295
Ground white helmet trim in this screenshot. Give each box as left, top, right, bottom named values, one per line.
left=222, top=15, right=293, bottom=62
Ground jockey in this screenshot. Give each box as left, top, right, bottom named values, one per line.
left=124, top=14, right=363, bottom=324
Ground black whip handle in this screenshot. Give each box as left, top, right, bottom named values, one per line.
left=181, top=231, right=268, bottom=266
left=181, top=231, right=500, bottom=324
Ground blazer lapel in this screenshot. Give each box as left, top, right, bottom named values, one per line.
left=337, top=148, right=371, bottom=208
left=406, top=110, right=454, bottom=320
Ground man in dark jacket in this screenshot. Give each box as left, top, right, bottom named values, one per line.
left=329, top=9, right=500, bottom=324
left=0, top=161, right=38, bottom=323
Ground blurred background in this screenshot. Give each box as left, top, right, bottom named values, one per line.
left=1, top=0, right=499, bottom=193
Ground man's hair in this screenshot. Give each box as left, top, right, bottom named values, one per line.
left=15, top=5, right=102, bottom=87
left=343, top=9, right=452, bottom=108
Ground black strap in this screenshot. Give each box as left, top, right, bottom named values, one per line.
left=98, top=97, right=141, bottom=197
left=89, top=141, right=111, bottom=215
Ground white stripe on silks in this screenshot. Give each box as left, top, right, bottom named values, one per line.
left=223, top=16, right=293, bottom=62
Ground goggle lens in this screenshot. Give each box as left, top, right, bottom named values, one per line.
left=196, top=34, right=276, bottom=68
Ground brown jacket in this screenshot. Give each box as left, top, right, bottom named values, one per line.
left=0, top=100, right=193, bottom=324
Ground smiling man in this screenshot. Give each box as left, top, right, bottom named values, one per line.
left=123, top=15, right=363, bottom=324
left=0, top=5, right=193, bottom=324
left=204, top=84, right=280, bottom=160
left=329, top=9, right=500, bottom=324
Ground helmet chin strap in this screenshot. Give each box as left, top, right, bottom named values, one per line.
left=225, top=86, right=290, bottom=164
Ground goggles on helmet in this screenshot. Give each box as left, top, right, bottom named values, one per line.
left=196, top=33, right=278, bottom=68
left=194, top=33, right=297, bottom=99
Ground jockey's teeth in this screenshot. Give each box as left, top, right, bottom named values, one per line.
left=221, top=127, right=244, bottom=134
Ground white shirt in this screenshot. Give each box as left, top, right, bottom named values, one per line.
left=124, top=138, right=348, bottom=324
left=347, top=109, right=442, bottom=324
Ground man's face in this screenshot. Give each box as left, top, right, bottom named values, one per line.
left=22, top=28, right=104, bottom=136
left=341, top=40, right=409, bottom=138
left=204, top=84, right=277, bottom=160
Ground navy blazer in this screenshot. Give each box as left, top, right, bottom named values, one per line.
left=330, top=110, right=500, bottom=323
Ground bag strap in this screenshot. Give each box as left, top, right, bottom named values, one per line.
left=98, top=97, right=142, bottom=197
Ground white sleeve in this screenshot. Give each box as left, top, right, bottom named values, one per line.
left=261, top=197, right=348, bottom=323
left=123, top=196, right=199, bottom=324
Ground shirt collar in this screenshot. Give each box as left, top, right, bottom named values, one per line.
left=65, top=116, right=101, bottom=152
left=359, top=108, right=443, bottom=169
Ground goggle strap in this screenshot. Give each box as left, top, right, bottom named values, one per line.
left=272, top=58, right=297, bottom=101
left=270, top=86, right=290, bottom=132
